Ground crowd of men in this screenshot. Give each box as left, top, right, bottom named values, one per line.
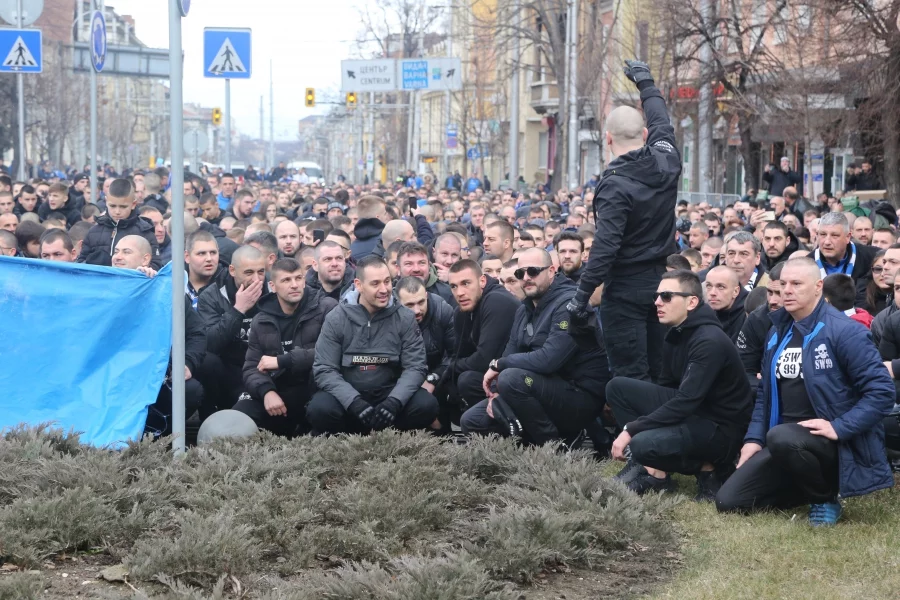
left=2, top=61, right=897, bottom=529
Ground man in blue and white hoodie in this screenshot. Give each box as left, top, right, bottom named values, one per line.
left=716, top=257, right=894, bottom=526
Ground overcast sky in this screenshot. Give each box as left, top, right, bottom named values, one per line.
left=109, top=0, right=362, bottom=140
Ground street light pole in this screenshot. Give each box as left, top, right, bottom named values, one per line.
left=508, top=0, right=520, bottom=191
left=566, top=0, right=579, bottom=190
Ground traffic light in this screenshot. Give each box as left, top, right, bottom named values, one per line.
left=211, top=107, right=222, bottom=126
left=346, top=92, right=357, bottom=109
left=305, top=88, right=316, bottom=108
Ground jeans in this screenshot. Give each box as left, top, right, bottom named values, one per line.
left=716, top=423, right=839, bottom=512
left=306, top=388, right=439, bottom=435
left=606, top=376, right=742, bottom=473
left=232, top=386, right=310, bottom=438
left=460, top=369, right=600, bottom=444
left=600, top=265, right=666, bottom=382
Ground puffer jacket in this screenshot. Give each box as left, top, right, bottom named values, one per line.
left=77, top=211, right=160, bottom=268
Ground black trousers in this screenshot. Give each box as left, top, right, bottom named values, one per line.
left=460, top=369, right=600, bottom=444
left=716, top=423, right=839, bottom=512
left=606, top=377, right=742, bottom=474
left=306, top=388, right=439, bottom=435
left=145, top=378, right=204, bottom=438
left=232, top=386, right=310, bottom=437
left=600, top=265, right=666, bottom=382
left=195, top=353, right=245, bottom=420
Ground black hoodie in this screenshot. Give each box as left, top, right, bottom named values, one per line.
left=77, top=210, right=160, bottom=268
left=449, top=276, right=521, bottom=378
left=350, top=218, right=387, bottom=262
left=197, top=274, right=268, bottom=369
left=38, top=197, right=82, bottom=227
left=715, top=287, right=748, bottom=343
left=625, top=302, right=752, bottom=438
left=578, top=80, right=680, bottom=294
left=496, top=275, right=606, bottom=392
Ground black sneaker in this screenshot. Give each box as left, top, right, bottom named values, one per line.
left=627, top=471, right=676, bottom=496
left=613, top=459, right=644, bottom=484
left=694, top=470, right=723, bottom=502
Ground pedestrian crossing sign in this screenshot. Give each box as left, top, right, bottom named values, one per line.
left=0, top=28, right=42, bottom=74
left=203, top=28, right=251, bottom=79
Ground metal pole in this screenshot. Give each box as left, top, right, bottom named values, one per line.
left=508, top=0, right=520, bottom=191
left=566, top=0, right=579, bottom=190
left=224, top=78, right=231, bottom=172
left=168, top=0, right=186, bottom=454
left=443, top=0, right=453, bottom=187
left=697, top=0, right=712, bottom=194
left=15, top=0, right=25, bottom=181
left=411, top=2, right=425, bottom=175
left=368, top=92, right=375, bottom=181
left=259, top=95, right=264, bottom=170
left=269, top=60, right=274, bottom=172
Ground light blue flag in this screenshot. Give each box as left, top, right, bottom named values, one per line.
left=0, top=257, right=173, bottom=447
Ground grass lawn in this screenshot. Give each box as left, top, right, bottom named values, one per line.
left=650, top=473, right=900, bottom=600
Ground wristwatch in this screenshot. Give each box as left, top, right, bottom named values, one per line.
left=426, top=373, right=440, bottom=384
left=489, top=359, right=500, bottom=371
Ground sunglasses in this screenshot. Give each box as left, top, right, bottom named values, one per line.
left=514, top=265, right=550, bottom=280
left=873, top=267, right=884, bottom=274
left=654, top=291, right=695, bottom=303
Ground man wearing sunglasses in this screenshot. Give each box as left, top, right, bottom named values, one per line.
left=460, top=249, right=607, bottom=446
left=567, top=59, right=680, bottom=383
left=606, top=270, right=752, bottom=499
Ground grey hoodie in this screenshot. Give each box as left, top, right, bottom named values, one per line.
left=313, top=292, right=427, bottom=408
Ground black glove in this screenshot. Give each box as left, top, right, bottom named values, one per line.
left=623, top=60, right=654, bottom=88
left=566, top=288, right=593, bottom=323
left=348, top=397, right=375, bottom=427
left=370, top=397, right=402, bottom=430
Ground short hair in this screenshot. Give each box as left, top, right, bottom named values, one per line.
left=314, top=240, right=344, bottom=258
left=357, top=195, right=386, bottom=219
left=701, top=237, right=724, bottom=251
left=308, top=218, right=333, bottom=235
left=271, top=257, right=301, bottom=277
left=186, top=230, right=216, bottom=253
left=449, top=258, right=482, bottom=277
left=219, top=172, right=235, bottom=181
left=485, top=219, right=515, bottom=242
left=386, top=239, right=404, bottom=259
left=745, top=286, right=769, bottom=313
left=768, top=261, right=785, bottom=281
left=823, top=274, right=856, bottom=311
left=763, top=221, right=789, bottom=236
left=39, top=228, right=74, bottom=251
left=19, top=184, right=34, bottom=195
left=138, top=205, right=162, bottom=218
left=554, top=230, right=584, bottom=251
left=48, top=182, right=68, bottom=196
left=231, top=244, right=264, bottom=267
left=244, top=231, right=278, bottom=255
left=144, top=173, right=161, bottom=193
left=356, top=254, right=390, bottom=280
left=680, top=248, right=701, bottom=265
left=0, top=229, right=16, bottom=249
left=15, top=220, right=45, bottom=247
left=108, top=178, right=134, bottom=199
left=330, top=215, right=351, bottom=229
left=518, top=231, right=535, bottom=243
left=395, top=275, right=426, bottom=296
left=875, top=227, right=898, bottom=241
left=396, top=241, right=429, bottom=263
left=660, top=269, right=703, bottom=298
left=690, top=220, right=708, bottom=232
left=726, top=231, right=762, bottom=255
left=235, top=188, right=255, bottom=202
left=666, top=254, right=692, bottom=271
left=200, top=192, right=218, bottom=205
left=818, top=211, right=850, bottom=233
left=435, top=233, right=462, bottom=250
left=783, top=256, right=822, bottom=281
left=68, top=221, right=92, bottom=243
left=327, top=228, right=352, bottom=243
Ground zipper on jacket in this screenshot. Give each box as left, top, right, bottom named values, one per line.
left=110, top=225, right=118, bottom=256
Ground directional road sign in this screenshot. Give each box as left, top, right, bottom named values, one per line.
left=401, top=58, right=462, bottom=91
left=0, top=28, right=41, bottom=73
left=204, top=28, right=251, bottom=79
left=90, top=10, right=106, bottom=72
left=341, top=58, right=396, bottom=92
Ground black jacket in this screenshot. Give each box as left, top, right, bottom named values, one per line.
left=847, top=171, right=883, bottom=192
left=158, top=234, right=172, bottom=266
left=563, top=264, right=585, bottom=284
left=420, top=293, right=456, bottom=376
left=350, top=218, right=386, bottom=262
left=625, top=303, right=753, bottom=438
left=77, top=211, right=160, bottom=268
left=305, top=266, right=355, bottom=301
left=763, top=231, right=801, bottom=271
left=762, top=168, right=802, bottom=196
left=197, top=274, right=267, bottom=369
left=38, top=197, right=81, bottom=227
left=449, top=276, right=520, bottom=379
left=13, top=200, right=41, bottom=220
left=169, top=295, right=207, bottom=377
left=243, top=291, right=338, bottom=400
left=736, top=303, right=773, bottom=395
left=716, top=287, right=748, bottom=343
left=313, top=291, right=427, bottom=408
left=872, top=301, right=900, bottom=349
left=497, top=275, right=606, bottom=393
left=143, top=194, right=169, bottom=214
left=579, top=81, right=680, bottom=294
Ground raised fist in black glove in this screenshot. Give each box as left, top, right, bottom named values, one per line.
left=566, top=288, right=593, bottom=323
left=349, top=397, right=375, bottom=427
left=370, top=397, right=402, bottom=430
left=623, top=60, right=654, bottom=87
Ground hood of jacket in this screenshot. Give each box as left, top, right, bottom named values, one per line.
left=341, top=287, right=397, bottom=325
left=665, top=302, right=722, bottom=342
left=353, top=217, right=386, bottom=242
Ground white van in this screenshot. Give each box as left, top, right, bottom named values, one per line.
left=288, top=161, right=325, bottom=185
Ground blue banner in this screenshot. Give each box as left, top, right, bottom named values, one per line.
left=0, top=257, right=173, bottom=447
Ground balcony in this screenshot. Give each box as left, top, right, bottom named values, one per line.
left=530, top=80, right=559, bottom=114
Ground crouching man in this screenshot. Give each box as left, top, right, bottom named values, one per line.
left=606, top=269, right=753, bottom=500
left=716, top=258, right=894, bottom=526
left=309, top=255, right=438, bottom=434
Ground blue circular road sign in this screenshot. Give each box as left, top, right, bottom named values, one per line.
left=90, top=10, right=107, bottom=72
left=180, top=0, right=191, bottom=17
